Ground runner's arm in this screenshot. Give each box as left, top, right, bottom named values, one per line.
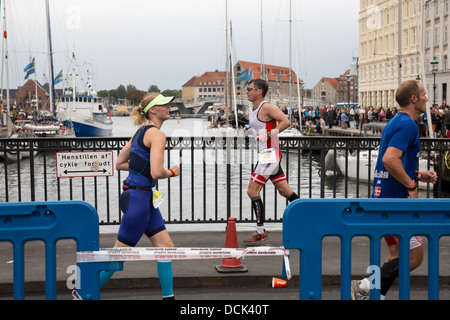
left=147, top=129, right=179, bottom=179
left=116, top=139, right=132, bottom=171
left=382, top=146, right=418, bottom=197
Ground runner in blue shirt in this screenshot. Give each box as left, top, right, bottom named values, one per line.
left=352, top=80, right=437, bottom=300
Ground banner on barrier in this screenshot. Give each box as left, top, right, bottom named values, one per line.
left=77, top=246, right=291, bottom=279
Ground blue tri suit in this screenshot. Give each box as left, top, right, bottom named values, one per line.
left=118, top=125, right=166, bottom=246
left=101, top=124, right=173, bottom=298
left=372, top=112, right=421, bottom=199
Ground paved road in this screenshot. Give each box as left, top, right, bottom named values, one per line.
left=1, top=228, right=450, bottom=302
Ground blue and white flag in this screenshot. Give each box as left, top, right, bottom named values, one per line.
left=235, top=67, right=253, bottom=88
left=54, top=69, right=63, bottom=85
left=24, top=57, right=35, bottom=80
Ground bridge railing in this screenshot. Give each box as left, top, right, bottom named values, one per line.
left=1, top=136, right=449, bottom=226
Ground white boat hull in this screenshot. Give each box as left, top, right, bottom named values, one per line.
left=328, top=150, right=432, bottom=190
left=56, top=94, right=113, bottom=138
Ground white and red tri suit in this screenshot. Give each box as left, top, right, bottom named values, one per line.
left=249, top=101, right=286, bottom=186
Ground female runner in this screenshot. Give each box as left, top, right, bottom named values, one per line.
left=100, top=92, right=179, bottom=300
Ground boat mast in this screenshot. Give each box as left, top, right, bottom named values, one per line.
left=45, top=0, right=56, bottom=115
left=229, top=21, right=238, bottom=129
left=260, top=0, right=265, bottom=80
left=1, top=0, right=10, bottom=116
left=224, top=0, right=230, bottom=125
left=71, top=52, right=76, bottom=111
left=288, top=0, right=292, bottom=123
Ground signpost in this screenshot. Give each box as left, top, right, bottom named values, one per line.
left=56, top=151, right=114, bottom=178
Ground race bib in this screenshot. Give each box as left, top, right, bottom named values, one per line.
left=259, top=148, right=277, bottom=164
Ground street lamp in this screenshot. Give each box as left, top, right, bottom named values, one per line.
left=431, top=56, right=439, bottom=107
left=300, top=80, right=304, bottom=109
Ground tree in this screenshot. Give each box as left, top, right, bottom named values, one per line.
left=126, top=90, right=146, bottom=106
left=148, top=85, right=160, bottom=93
left=116, top=85, right=126, bottom=100
left=126, top=84, right=137, bottom=92
left=161, top=89, right=182, bottom=99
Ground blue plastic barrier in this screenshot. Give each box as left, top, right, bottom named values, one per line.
left=283, top=198, right=450, bottom=300
left=0, top=201, right=122, bottom=300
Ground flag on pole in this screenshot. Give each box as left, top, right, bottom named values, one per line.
left=24, top=57, right=35, bottom=80
left=54, top=69, right=63, bottom=85
left=235, top=67, right=253, bottom=88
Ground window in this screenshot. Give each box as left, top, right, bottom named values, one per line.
left=436, top=27, right=440, bottom=45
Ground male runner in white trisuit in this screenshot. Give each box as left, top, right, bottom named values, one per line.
left=243, top=79, right=299, bottom=245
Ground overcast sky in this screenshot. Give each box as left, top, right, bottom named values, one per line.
left=4, top=0, right=359, bottom=93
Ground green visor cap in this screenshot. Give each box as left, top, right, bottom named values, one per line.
left=142, top=94, right=175, bottom=114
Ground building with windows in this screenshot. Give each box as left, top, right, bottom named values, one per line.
left=311, top=70, right=358, bottom=106
left=15, top=79, right=50, bottom=113
left=358, top=0, right=423, bottom=109
left=234, top=61, right=302, bottom=104
left=181, top=71, right=226, bottom=104
left=311, top=77, right=340, bottom=105
left=182, top=61, right=303, bottom=106
left=423, top=0, right=450, bottom=106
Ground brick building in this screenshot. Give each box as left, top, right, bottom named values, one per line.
left=15, top=79, right=50, bottom=113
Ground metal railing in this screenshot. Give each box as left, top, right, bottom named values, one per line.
left=1, top=136, right=449, bottom=226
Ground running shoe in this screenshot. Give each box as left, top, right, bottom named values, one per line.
left=243, top=230, right=269, bottom=245
left=351, top=280, right=369, bottom=300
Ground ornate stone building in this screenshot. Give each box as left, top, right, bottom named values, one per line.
left=358, top=0, right=423, bottom=109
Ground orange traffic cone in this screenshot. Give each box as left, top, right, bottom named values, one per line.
left=215, top=217, right=248, bottom=273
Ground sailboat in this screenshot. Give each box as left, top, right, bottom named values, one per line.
left=206, top=0, right=245, bottom=137
left=267, top=0, right=302, bottom=138
left=0, top=0, right=76, bottom=138
left=56, top=53, right=113, bottom=138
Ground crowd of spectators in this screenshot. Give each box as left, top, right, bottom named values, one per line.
left=283, top=104, right=450, bottom=138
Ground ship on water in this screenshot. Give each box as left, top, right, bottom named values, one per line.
left=56, top=92, right=113, bottom=138
left=55, top=53, right=113, bottom=138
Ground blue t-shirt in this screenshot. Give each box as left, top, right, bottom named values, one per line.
left=372, top=112, right=420, bottom=199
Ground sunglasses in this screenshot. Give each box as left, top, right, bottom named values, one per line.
left=246, top=87, right=259, bottom=92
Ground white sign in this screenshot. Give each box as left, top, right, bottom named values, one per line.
left=56, top=151, right=114, bottom=178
